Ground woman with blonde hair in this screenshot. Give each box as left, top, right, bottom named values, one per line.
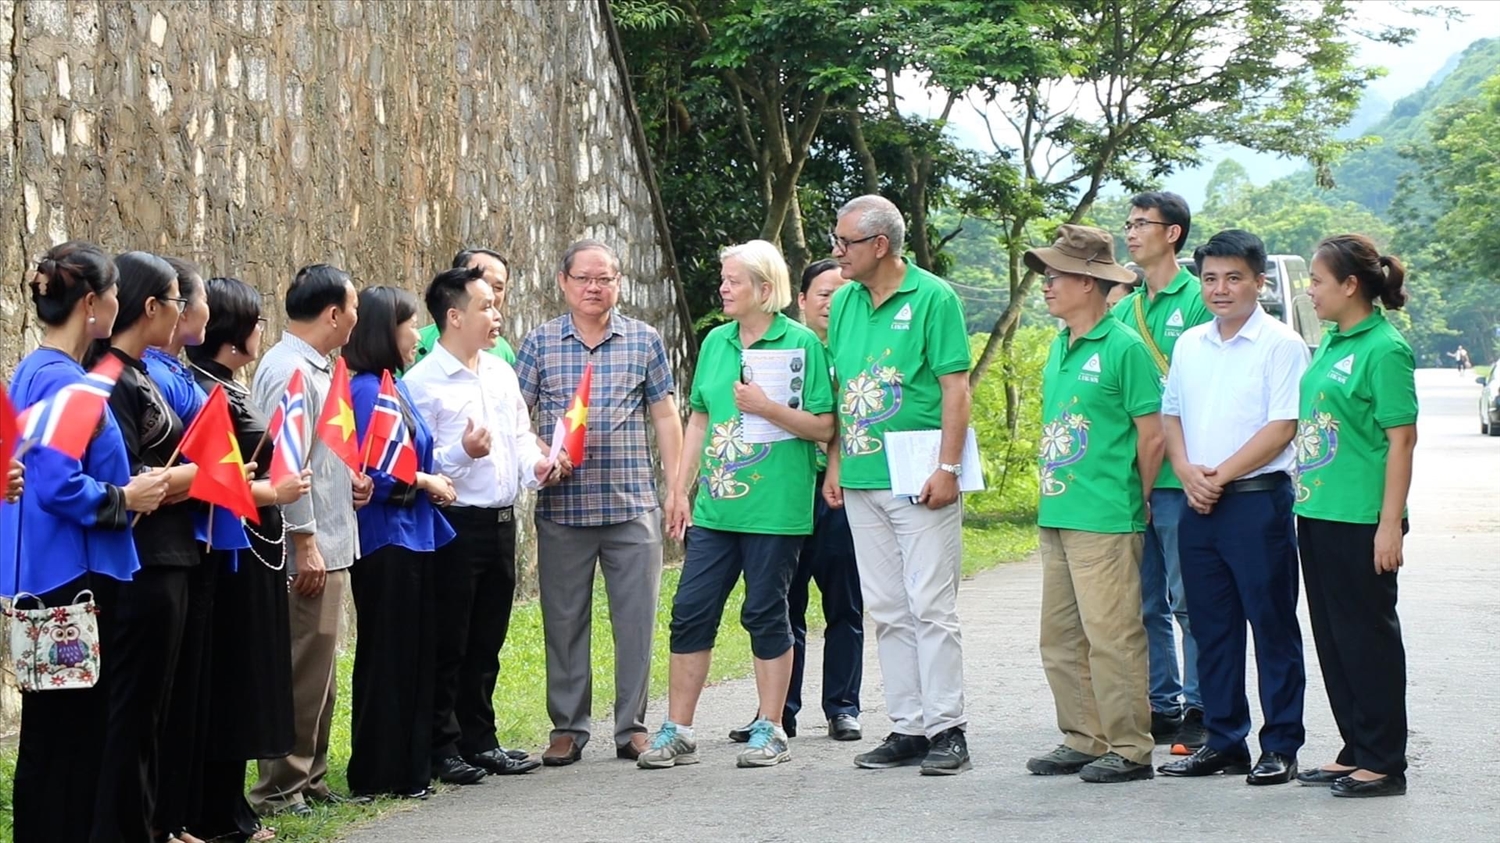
left=639, top=240, right=835, bottom=770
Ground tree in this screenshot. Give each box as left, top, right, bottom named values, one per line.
left=960, top=0, right=1412, bottom=432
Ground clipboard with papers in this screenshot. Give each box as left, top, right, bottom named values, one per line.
left=882, top=428, right=986, bottom=498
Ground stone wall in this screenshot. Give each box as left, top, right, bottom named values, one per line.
left=0, top=0, right=691, bottom=724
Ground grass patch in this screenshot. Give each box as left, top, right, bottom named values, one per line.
left=0, top=517, right=1036, bottom=841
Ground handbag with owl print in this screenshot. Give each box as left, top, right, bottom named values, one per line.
left=5, top=590, right=102, bottom=691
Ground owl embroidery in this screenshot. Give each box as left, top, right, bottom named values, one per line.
left=49, top=623, right=87, bottom=668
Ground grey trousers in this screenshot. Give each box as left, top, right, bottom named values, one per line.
left=537, top=510, right=663, bottom=748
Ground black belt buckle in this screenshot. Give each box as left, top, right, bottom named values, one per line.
left=496, top=507, right=513, bottom=523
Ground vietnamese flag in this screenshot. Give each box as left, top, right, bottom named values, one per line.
left=179, top=384, right=259, bottom=523
left=550, top=362, right=592, bottom=466
left=316, top=356, right=361, bottom=471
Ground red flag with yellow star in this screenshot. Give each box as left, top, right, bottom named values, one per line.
left=551, top=361, right=592, bottom=466
left=317, top=355, right=361, bottom=472
left=179, top=384, right=259, bottom=523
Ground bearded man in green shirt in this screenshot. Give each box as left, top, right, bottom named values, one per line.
left=1027, top=224, right=1164, bottom=784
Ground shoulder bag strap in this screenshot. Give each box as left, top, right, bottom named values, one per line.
left=1132, top=294, right=1170, bottom=376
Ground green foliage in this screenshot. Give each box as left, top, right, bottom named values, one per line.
left=966, top=327, right=1051, bottom=519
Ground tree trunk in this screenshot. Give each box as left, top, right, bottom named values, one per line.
left=1001, top=325, right=1020, bottom=436
left=847, top=110, right=881, bottom=195
left=781, top=193, right=809, bottom=319
left=969, top=220, right=1032, bottom=387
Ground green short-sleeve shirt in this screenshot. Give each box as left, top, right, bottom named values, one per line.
left=1293, top=310, right=1418, bottom=524
left=1038, top=316, right=1163, bottom=533
left=688, top=314, right=835, bottom=535
left=411, top=323, right=516, bottom=371
left=1111, top=267, right=1213, bottom=490
left=828, top=263, right=971, bottom=490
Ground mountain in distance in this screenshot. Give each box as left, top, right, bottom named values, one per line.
left=1327, top=37, right=1500, bottom=215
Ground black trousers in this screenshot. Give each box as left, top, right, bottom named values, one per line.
left=92, top=565, right=191, bottom=843
left=349, top=544, right=437, bottom=794
left=1297, top=516, right=1409, bottom=775
left=1179, top=482, right=1306, bottom=758
left=431, top=508, right=517, bottom=760
left=196, top=760, right=262, bottom=842
left=786, top=481, right=864, bottom=724
left=12, top=574, right=118, bottom=843
left=154, top=558, right=216, bottom=837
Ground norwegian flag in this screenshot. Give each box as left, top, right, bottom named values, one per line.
left=15, top=355, right=126, bottom=460
left=360, top=370, right=417, bottom=484
left=266, top=368, right=309, bottom=486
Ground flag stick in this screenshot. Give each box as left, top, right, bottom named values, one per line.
left=206, top=503, right=214, bottom=553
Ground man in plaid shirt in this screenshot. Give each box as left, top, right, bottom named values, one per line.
left=514, top=239, right=685, bottom=765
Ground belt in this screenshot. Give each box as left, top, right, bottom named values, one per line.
left=1221, top=471, right=1289, bottom=495
left=446, top=505, right=514, bottom=523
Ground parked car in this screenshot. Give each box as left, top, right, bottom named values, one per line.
left=1177, top=254, right=1323, bottom=350
left=1478, top=364, right=1500, bottom=436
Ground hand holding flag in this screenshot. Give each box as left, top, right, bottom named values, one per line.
left=548, top=361, right=592, bottom=469
left=0, top=381, right=21, bottom=503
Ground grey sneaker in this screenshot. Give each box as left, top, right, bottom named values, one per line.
left=854, top=733, right=931, bottom=769
left=637, top=722, right=698, bottom=769
left=1026, top=744, right=1100, bottom=775
left=1079, top=752, right=1155, bottom=783
left=736, top=720, right=791, bottom=768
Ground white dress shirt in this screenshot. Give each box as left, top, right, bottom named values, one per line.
left=404, top=340, right=545, bottom=508
left=1161, top=305, right=1309, bottom=478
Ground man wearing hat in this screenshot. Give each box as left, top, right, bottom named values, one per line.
left=1024, top=224, right=1164, bottom=784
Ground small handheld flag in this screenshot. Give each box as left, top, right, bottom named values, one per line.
left=178, top=384, right=259, bottom=524
left=16, top=354, right=126, bottom=460
left=360, top=371, right=418, bottom=484
left=266, top=368, right=309, bottom=486
left=548, top=362, right=592, bottom=467
left=316, top=356, right=361, bottom=472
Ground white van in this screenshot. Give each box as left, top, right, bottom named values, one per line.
left=1177, top=254, right=1323, bottom=350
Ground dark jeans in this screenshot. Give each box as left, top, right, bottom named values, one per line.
left=1298, top=516, right=1408, bottom=775
left=1179, top=479, right=1305, bottom=759
left=670, top=526, right=800, bottom=660
left=785, top=483, right=863, bottom=725
left=431, top=508, right=517, bottom=760
left=350, top=544, right=437, bottom=794
left=12, top=574, right=118, bottom=843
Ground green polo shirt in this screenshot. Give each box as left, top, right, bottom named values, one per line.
left=1293, top=310, right=1418, bottom=524
left=1111, top=266, right=1212, bottom=490
left=688, top=314, right=834, bottom=535
left=412, top=323, right=516, bottom=370
left=827, top=262, right=971, bottom=490
left=1038, top=315, right=1163, bottom=533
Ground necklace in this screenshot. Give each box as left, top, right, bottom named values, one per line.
left=188, top=361, right=248, bottom=394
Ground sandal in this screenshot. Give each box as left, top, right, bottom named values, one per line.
left=250, top=826, right=277, bottom=842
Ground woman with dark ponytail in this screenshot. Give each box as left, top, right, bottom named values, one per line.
left=1293, top=234, right=1416, bottom=798
left=1, top=242, right=169, bottom=843
left=91, top=251, right=206, bottom=842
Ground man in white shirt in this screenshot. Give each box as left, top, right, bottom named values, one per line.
left=405, top=264, right=562, bottom=784
left=1155, top=230, right=1309, bottom=787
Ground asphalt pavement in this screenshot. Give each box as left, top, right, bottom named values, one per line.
left=351, top=368, right=1499, bottom=843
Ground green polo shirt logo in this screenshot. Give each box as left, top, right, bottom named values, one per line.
left=892, top=302, right=914, bottom=330
left=1080, top=353, right=1101, bottom=380
left=1331, top=354, right=1355, bottom=381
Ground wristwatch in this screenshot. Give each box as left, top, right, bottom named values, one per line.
left=938, top=462, right=962, bottom=477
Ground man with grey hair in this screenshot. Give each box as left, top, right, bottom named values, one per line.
left=825, top=195, right=974, bottom=775
left=514, top=239, right=685, bottom=765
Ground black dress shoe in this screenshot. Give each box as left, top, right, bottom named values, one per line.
left=1151, top=709, right=1183, bottom=744
left=1331, top=774, right=1407, bottom=798
left=502, top=746, right=531, bottom=761
left=306, top=789, right=368, bottom=805
left=432, top=755, right=488, bottom=785
left=1157, top=745, right=1252, bottom=777
left=466, top=748, right=542, bottom=775
left=1247, top=751, right=1297, bottom=785
left=828, top=714, right=862, bottom=742
left=1297, top=766, right=1356, bottom=786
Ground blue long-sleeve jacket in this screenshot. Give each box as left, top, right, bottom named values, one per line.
left=1, top=350, right=140, bottom=596
left=350, top=371, right=455, bottom=556
left=144, top=349, right=250, bottom=554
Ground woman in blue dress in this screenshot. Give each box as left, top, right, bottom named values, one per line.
left=344, top=286, right=457, bottom=799
left=2, top=242, right=169, bottom=843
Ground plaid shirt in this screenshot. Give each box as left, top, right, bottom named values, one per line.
left=515, top=312, right=675, bottom=527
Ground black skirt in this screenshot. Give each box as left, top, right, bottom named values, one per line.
left=206, top=504, right=295, bottom=760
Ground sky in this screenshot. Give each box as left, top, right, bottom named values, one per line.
left=897, top=1, right=1500, bottom=207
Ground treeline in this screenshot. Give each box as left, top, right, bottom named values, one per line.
left=613, top=0, right=1415, bottom=431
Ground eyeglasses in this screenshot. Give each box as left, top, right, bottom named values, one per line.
left=566, top=274, right=619, bottom=289
left=1122, top=220, right=1172, bottom=233
left=160, top=296, right=189, bottom=310
left=1041, top=273, right=1083, bottom=287
left=255, top=316, right=269, bottom=327
left=829, top=231, right=881, bottom=252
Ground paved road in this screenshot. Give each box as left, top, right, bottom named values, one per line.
left=353, top=368, right=1498, bottom=843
